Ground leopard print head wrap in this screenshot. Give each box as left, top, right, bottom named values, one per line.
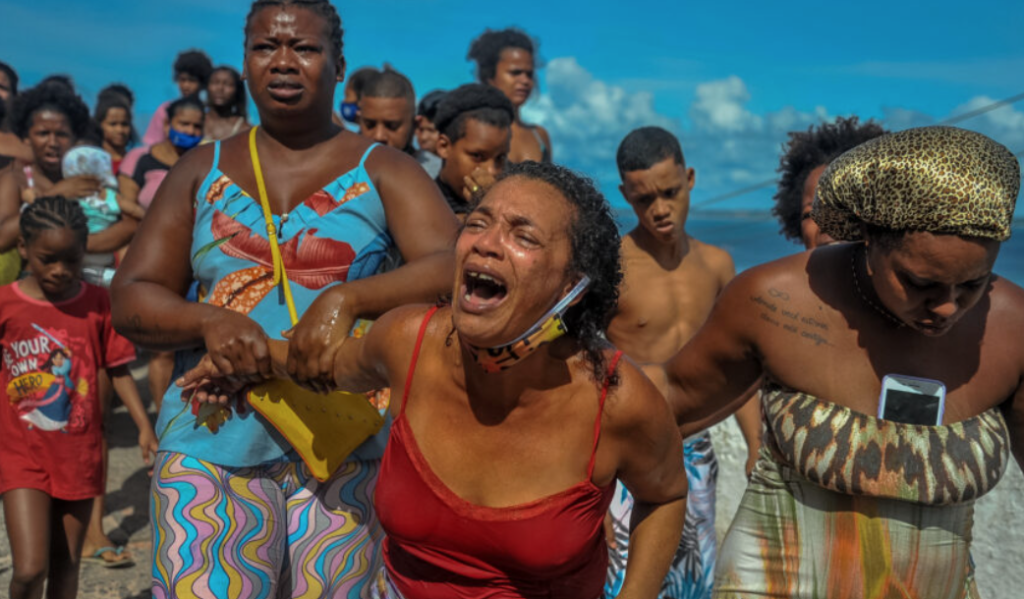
left=813, top=126, right=1020, bottom=242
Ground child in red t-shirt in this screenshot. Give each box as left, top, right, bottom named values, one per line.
left=0, top=196, right=157, bottom=599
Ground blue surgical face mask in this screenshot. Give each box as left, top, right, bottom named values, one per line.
left=168, top=127, right=203, bottom=150
left=340, top=101, right=359, bottom=123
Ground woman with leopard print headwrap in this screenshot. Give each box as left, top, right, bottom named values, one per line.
left=652, top=126, right=1022, bottom=598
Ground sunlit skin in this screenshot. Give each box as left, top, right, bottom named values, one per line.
left=358, top=96, right=414, bottom=151
left=657, top=235, right=1024, bottom=439
left=244, top=7, right=345, bottom=124
left=18, top=227, right=84, bottom=302
left=487, top=48, right=550, bottom=163
left=437, top=119, right=510, bottom=200
left=113, top=1, right=457, bottom=403
left=620, top=156, right=696, bottom=247
left=0, top=70, right=12, bottom=102
left=178, top=172, right=689, bottom=599
left=453, top=177, right=575, bottom=347
left=609, top=154, right=760, bottom=475
left=800, top=164, right=834, bottom=249
left=612, top=156, right=729, bottom=360
left=415, top=115, right=439, bottom=154
left=864, top=231, right=998, bottom=337
left=99, top=106, right=132, bottom=157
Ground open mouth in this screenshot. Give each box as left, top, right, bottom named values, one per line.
left=459, top=268, right=508, bottom=313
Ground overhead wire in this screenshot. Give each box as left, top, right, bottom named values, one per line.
left=690, top=91, right=1024, bottom=212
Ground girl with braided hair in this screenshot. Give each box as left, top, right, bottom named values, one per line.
left=112, top=1, right=457, bottom=596
left=0, top=196, right=156, bottom=599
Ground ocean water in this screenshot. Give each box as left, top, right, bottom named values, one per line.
left=611, top=207, right=1024, bottom=285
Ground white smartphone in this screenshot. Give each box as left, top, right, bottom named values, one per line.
left=877, top=374, right=946, bottom=425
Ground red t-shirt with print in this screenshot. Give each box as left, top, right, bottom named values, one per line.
left=0, top=282, right=135, bottom=500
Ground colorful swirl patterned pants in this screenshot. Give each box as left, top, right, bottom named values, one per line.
left=150, top=451, right=384, bottom=599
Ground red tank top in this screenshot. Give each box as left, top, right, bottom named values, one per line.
left=375, top=306, right=620, bottom=599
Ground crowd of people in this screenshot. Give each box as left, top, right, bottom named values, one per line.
left=0, top=1, right=1021, bottom=598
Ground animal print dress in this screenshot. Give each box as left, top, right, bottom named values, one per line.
left=713, top=382, right=1010, bottom=599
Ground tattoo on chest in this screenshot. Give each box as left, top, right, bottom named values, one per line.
left=751, top=287, right=833, bottom=347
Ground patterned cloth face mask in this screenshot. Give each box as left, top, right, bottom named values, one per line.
left=466, top=276, right=591, bottom=373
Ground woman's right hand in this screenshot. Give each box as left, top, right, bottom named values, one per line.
left=200, top=309, right=274, bottom=388
left=50, top=175, right=102, bottom=200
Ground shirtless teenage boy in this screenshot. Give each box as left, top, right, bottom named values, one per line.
left=605, top=127, right=761, bottom=599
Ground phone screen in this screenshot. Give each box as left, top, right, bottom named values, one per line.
left=881, top=389, right=941, bottom=425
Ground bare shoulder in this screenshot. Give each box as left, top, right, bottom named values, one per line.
left=986, top=275, right=1024, bottom=330
left=601, top=352, right=674, bottom=436
left=691, top=237, right=736, bottom=283
left=723, top=250, right=807, bottom=297
left=619, top=231, right=646, bottom=262
left=371, top=303, right=444, bottom=349
left=535, top=125, right=552, bottom=146
left=363, top=139, right=427, bottom=180
left=170, top=143, right=217, bottom=181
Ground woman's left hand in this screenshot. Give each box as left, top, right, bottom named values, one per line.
left=286, top=285, right=358, bottom=394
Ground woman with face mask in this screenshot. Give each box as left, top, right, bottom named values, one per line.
left=117, top=95, right=205, bottom=215
left=141, top=49, right=213, bottom=147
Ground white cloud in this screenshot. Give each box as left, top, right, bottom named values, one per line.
left=690, top=76, right=762, bottom=133
left=948, top=96, right=1024, bottom=152
left=521, top=57, right=674, bottom=189
left=523, top=58, right=1024, bottom=212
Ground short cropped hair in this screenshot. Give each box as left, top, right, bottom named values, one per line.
left=616, top=126, right=685, bottom=176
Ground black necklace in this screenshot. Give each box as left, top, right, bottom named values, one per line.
left=851, top=245, right=905, bottom=328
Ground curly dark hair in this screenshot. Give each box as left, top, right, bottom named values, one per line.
left=10, top=82, right=91, bottom=140
left=467, top=28, right=538, bottom=83
left=496, top=161, right=622, bottom=382
left=433, top=83, right=514, bottom=143
left=208, top=66, right=248, bottom=119
left=21, top=195, right=88, bottom=248
left=773, top=116, right=887, bottom=242
left=245, top=0, right=344, bottom=60
left=0, top=61, right=19, bottom=96
left=173, top=50, right=214, bottom=87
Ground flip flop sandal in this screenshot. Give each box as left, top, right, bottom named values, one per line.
left=83, top=545, right=135, bottom=569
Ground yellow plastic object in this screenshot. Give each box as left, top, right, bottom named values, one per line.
left=220, top=126, right=383, bottom=481
left=248, top=380, right=384, bottom=482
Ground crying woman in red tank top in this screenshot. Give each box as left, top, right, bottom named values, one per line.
left=181, top=161, right=689, bottom=599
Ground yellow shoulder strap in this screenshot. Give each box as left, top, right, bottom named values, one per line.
left=249, top=126, right=299, bottom=326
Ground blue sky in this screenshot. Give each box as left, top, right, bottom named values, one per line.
left=3, top=0, right=1023, bottom=213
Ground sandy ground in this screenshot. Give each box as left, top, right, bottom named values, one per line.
left=0, top=362, right=154, bottom=598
